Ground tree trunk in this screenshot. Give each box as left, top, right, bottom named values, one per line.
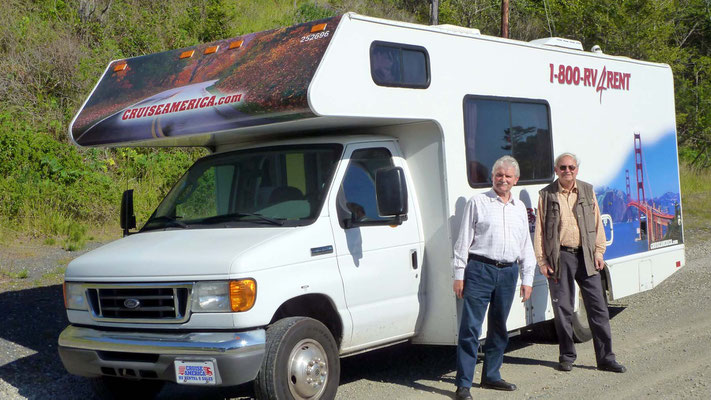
left=430, top=0, right=439, bottom=25
left=501, top=0, right=509, bottom=38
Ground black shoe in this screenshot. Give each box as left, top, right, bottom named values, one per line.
left=598, top=361, right=626, bottom=373
left=480, top=379, right=517, bottom=391
left=558, top=361, right=573, bottom=371
left=454, top=386, right=472, bottom=400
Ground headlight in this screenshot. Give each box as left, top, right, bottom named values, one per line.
left=192, top=281, right=231, bottom=312
left=63, top=282, right=88, bottom=310
left=191, top=280, right=257, bottom=313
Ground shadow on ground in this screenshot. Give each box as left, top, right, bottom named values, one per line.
left=0, top=284, right=627, bottom=399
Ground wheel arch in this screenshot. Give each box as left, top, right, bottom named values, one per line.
left=269, top=293, right=345, bottom=347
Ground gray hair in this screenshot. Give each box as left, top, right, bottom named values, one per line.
left=554, top=152, right=580, bottom=167
left=491, top=155, right=520, bottom=178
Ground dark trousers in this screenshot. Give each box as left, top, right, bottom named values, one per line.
left=548, top=250, right=615, bottom=366
left=455, top=259, right=519, bottom=388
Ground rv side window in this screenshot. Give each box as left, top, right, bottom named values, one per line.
left=370, top=42, right=430, bottom=88
left=463, top=96, right=553, bottom=187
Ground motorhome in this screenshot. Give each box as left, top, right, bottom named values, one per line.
left=58, top=12, right=685, bottom=399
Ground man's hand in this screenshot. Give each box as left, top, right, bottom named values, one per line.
left=453, top=280, right=464, bottom=299
left=520, top=285, right=532, bottom=302
left=595, top=255, right=605, bottom=271
left=539, top=263, right=554, bottom=278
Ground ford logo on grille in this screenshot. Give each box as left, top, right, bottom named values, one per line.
left=123, top=298, right=141, bottom=309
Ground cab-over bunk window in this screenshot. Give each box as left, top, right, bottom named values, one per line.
left=370, top=41, right=430, bottom=88
left=463, top=96, right=553, bottom=187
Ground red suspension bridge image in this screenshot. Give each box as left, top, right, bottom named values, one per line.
left=625, top=133, right=675, bottom=243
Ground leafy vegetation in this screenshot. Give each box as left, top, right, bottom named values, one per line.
left=680, top=163, right=711, bottom=231
left=1, top=0, right=710, bottom=249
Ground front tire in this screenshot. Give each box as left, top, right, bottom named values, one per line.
left=255, top=317, right=340, bottom=400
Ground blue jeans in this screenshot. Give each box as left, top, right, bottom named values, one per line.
left=455, top=259, right=519, bottom=388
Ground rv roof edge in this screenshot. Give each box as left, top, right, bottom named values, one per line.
left=433, top=24, right=481, bottom=36
left=529, top=37, right=584, bottom=51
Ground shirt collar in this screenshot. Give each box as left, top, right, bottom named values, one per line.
left=557, top=179, right=578, bottom=194
left=486, top=188, right=516, bottom=205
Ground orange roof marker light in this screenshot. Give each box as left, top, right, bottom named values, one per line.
left=180, top=50, right=195, bottom=59
left=311, top=23, right=327, bottom=33
left=113, top=62, right=127, bottom=72
left=228, top=40, right=244, bottom=50
left=204, top=45, right=219, bottom=55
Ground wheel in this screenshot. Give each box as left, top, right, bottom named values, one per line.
left=530, top=319, right=558, bottom=343
left=254, top=317, right=340, bottom=400
left=90, top=376, right=164, bottom=400
left=571, top=291, right=593, bottom=343
left=572, top=282, right=609, bottom=343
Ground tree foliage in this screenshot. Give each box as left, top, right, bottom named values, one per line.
left=1, top=0, right=710, bottom=245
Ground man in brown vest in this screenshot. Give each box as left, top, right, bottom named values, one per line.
left=534, top=152, right=626, bottom=373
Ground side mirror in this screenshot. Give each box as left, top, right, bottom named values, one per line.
left=375, top=167, right=408, bottom=224
left=120, top=189, right=136, bottom=237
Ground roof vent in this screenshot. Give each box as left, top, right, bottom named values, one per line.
left=529, top=37, right=583, bottom=51
left=434, top=24, right=481, bottom=36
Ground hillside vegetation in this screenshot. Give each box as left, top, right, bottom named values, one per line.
left=1, top=0, right=710, bottom=249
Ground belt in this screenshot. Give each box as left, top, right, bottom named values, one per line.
left=468, top=253, right=514, bottom=268
left=560, top=246, right=581, bottom=254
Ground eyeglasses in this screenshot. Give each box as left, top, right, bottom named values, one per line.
left=558, top=165, right=577, bottom=171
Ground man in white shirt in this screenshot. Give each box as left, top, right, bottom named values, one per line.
left=452, top=155, right=535, bottom=400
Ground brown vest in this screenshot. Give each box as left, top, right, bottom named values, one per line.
left=539, top=179, right=599, bottom=279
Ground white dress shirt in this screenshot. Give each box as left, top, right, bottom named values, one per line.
left=453, top=189, right=536, bottom=286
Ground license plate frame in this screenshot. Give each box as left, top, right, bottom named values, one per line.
left=174, top=359, right=218, bottom=385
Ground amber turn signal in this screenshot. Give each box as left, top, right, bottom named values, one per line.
left=230, top=279, right=257, bottom=312
left=180, top=50, right=195, bottom=59
left=204, top=45, right=219, bottom=55
left=311, top=23, right=327, bottom=33
left=113, top=62, right=127, bottom=72
left=228, top=40, right=244, bottom=50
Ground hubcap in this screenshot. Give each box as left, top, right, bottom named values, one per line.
left=287, top=339, right=329, bottom=399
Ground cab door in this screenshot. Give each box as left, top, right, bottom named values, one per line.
left=328, top=142, right=423, bottom=349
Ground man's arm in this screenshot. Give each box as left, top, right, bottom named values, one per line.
left=593, top=199, right=606, bottom=271
left=534, top=195, right=554, bottom=278
left=519, top=205, right=535, bottom=302
left=452, top=198, right=477, bottom=298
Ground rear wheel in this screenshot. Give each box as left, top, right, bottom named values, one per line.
left=572, top=290, right=593, bottom=343
left=90, top=377, right=164, bottom=400
left=255, top=317, right=340, bottom=400
left=572, top=281, right=609, bottom=343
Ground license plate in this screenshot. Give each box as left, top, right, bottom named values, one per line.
left=175, top=360, right=217, bottom=385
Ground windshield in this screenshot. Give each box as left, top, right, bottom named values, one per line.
left=142, top=144, right=342, bottom=231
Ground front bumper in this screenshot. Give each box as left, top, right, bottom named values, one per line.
left=58, top=325, right=265, bottom=386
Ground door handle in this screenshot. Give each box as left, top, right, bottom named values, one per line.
left=411, top=249, right=418, bottom=270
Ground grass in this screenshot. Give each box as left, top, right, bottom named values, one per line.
left=0, top=267, right=29, bottom=280
left=680, top=163, right=711, bottom=233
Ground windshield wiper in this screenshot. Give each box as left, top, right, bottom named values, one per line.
left=199, top=212, right=284, bottom=226
left=143, top=215, right=188, bottom=230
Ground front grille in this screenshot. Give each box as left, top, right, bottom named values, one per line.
left=86, top=283, right=191, bottom=323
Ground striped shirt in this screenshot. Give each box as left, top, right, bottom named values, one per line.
left=452, top=189, right=536, bottom=286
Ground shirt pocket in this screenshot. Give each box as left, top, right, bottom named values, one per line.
left=581, top=200, right=597, bottom=233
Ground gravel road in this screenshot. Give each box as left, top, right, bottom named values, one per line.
left=1, top=230, right=709, bottom=399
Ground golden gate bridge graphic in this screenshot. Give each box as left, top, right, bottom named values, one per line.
left=625, top=133, right=675, bottom=243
